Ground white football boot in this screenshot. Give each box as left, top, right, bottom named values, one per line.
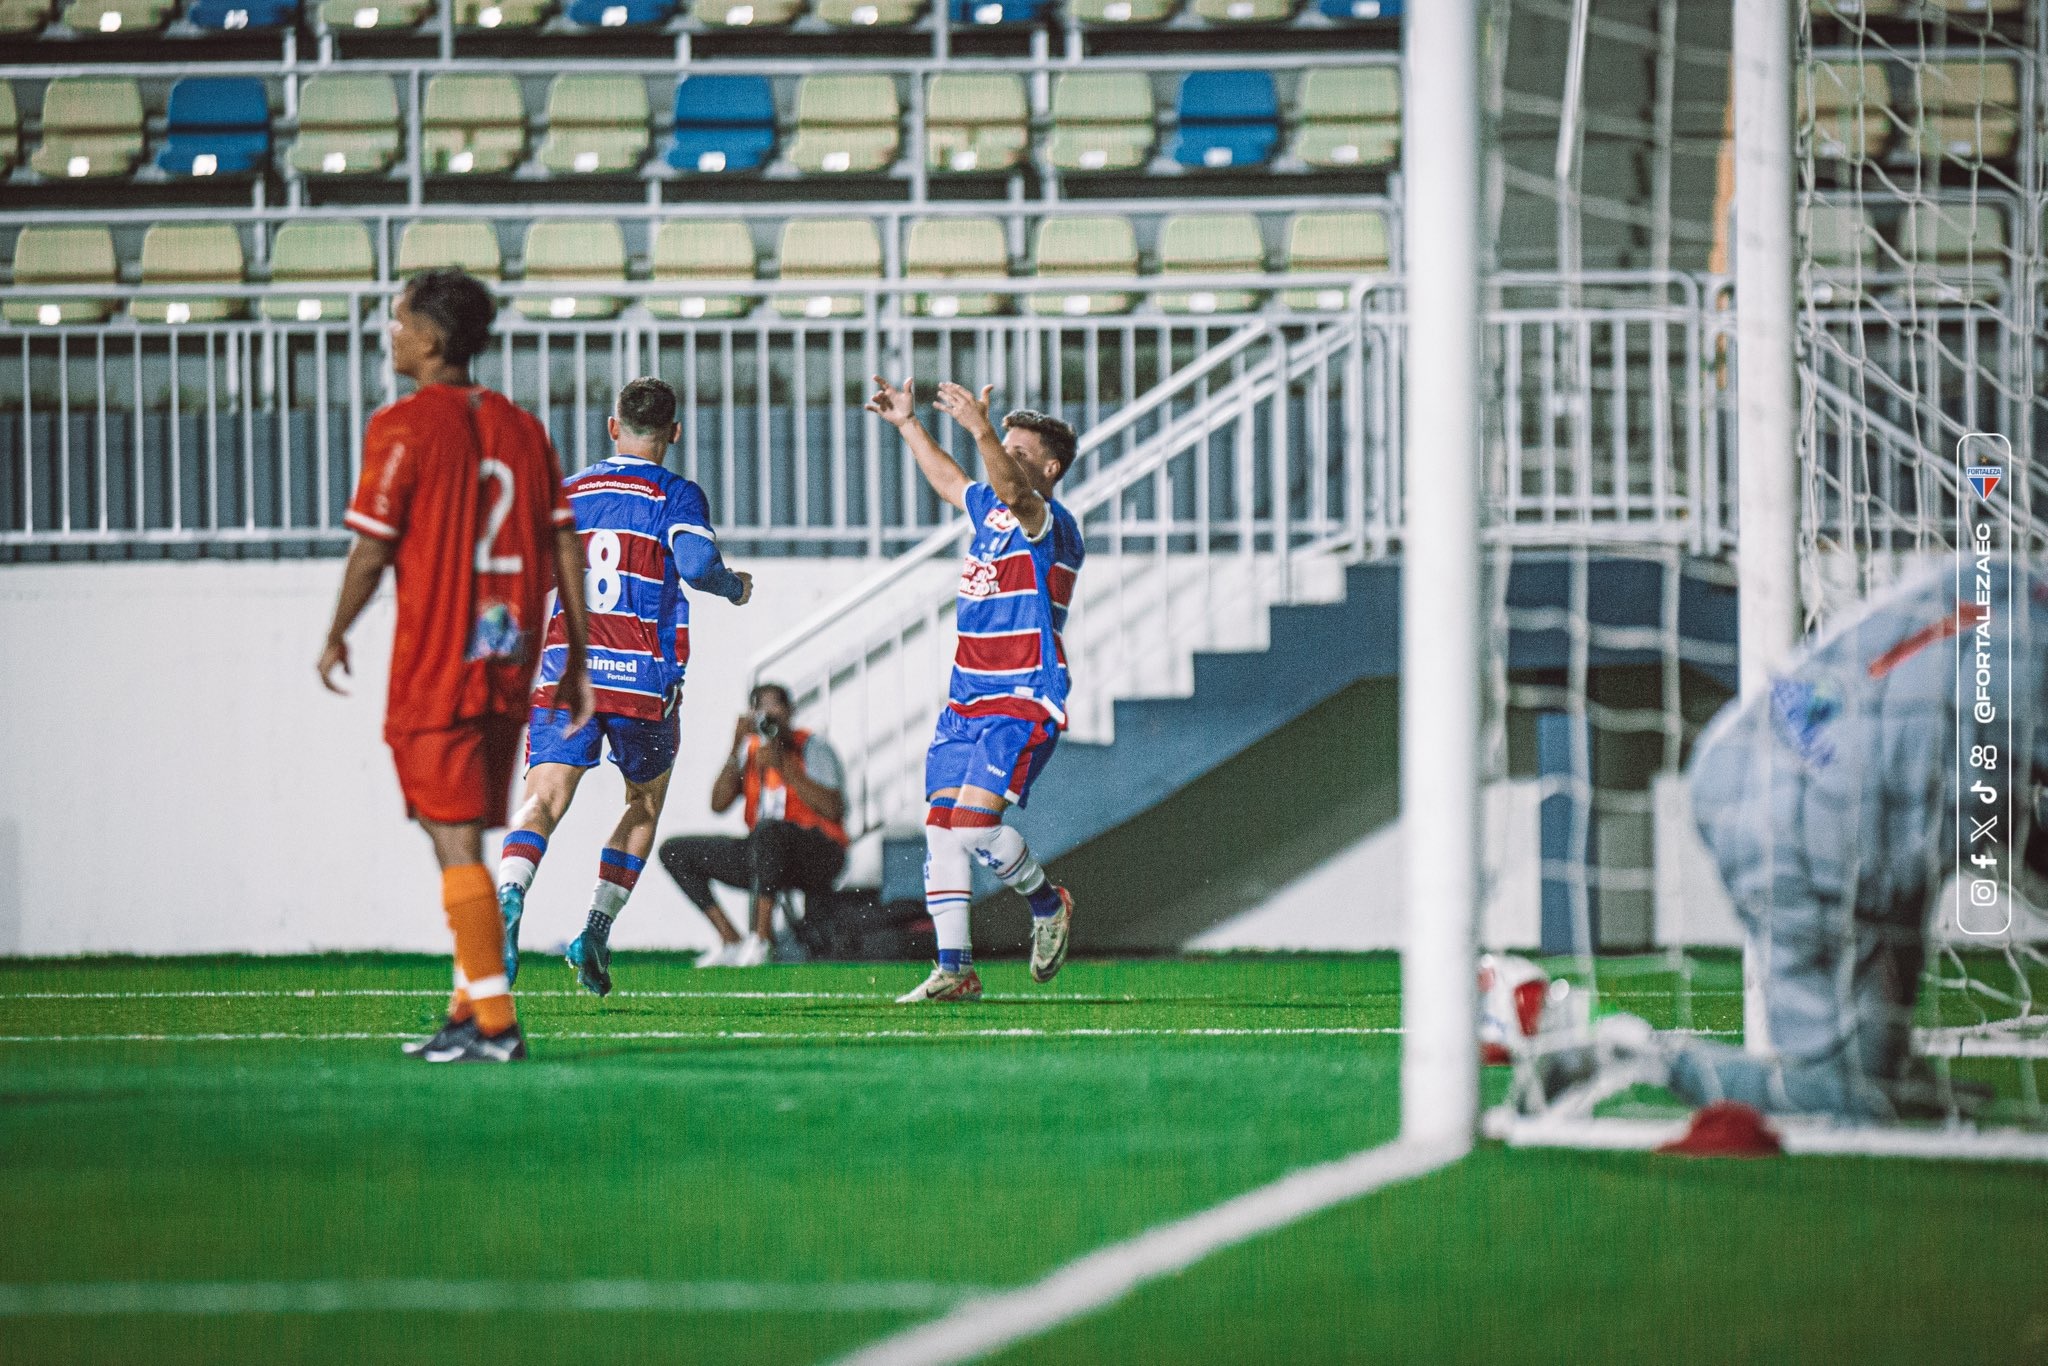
left=731, top=934, right=771, bottom=968
left=1029, top=887, right=1075, bottom=984
left=895, top=965, right=984, bottom=1003
left=695, top=939, right=742, bottom=969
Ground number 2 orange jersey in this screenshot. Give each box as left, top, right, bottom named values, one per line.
left=345, top=383, right=576, bottom=737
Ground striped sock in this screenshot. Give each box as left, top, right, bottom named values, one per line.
left=925, top=802, right=973, bottom=974
left=586, top=847, right=644, bottom=941
left=957, top=814, right=1062, bottom=920
left=498, top=829, right=547, bottom=894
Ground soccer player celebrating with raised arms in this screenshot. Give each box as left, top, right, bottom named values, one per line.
left=494, top=377, right=754, bottom=998
left=319, top=268, right=594, bottom=1064
left=865, top=376, right=1085, bottom=1003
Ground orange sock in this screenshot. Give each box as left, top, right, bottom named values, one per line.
left=443, top=863, right=516, bottom=1036
left=446, top=970, right=474, bottom=1026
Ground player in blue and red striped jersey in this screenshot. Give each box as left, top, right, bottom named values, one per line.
left=866, top=376, right=1085, bottom=1003
left=493, top=377, right=753, bottom=998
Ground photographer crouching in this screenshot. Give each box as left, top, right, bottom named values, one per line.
left=658, top=682, right=849, bottom=967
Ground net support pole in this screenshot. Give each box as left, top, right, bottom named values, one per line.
left=1733, top=0, right=1799, bottom=1055
left=1399, top=0, right=1482, bottom=1150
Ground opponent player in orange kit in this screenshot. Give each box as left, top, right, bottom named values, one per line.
left=318, top=269, right=595, bottom=1063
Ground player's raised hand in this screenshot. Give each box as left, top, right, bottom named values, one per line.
left=317, top=638, right=352, bottom=695
left=934, top=382, right=995, bottom=439
left=865, top=375, right=916, bottom=427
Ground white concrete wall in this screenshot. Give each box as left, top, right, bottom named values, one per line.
left=0, top=558, right=880, bottom=956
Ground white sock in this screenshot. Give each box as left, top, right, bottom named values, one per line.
left=925, top=821, right=974, bottom=970
left=959, top=822, right=1048, bottom=896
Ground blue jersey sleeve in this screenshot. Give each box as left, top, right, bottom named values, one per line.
left=666, top=480, right=745, bottom=602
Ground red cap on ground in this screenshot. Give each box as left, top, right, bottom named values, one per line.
left=1656, top=1101, right=1784, bottom=1158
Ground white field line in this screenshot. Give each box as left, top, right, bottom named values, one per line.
left=0, top=1278, right=985, bottom=1317
left=826, top=1138, right=1465, bottom=1366
left=0, top=1026, right=1408, bottom=1044
left=0, top=990, right=1142, bottom=1003
left=1489, top=1111, right=2048, bottom=1163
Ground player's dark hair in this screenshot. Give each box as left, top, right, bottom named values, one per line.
left=616, top=377, right=679, bottom=438
left=401, top=269, right=496, bottom=368
left=1002, top=409, right=1078, bottom=478
left=751, top=682, right=794, bottom=711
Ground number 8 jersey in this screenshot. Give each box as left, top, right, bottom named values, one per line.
left=346, top=383, right=575, bottom=737
left=532, top=452, right=747, bottom=721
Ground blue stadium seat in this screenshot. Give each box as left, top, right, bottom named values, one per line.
left=156, top=78, right=271, bottom=179
left=1318, top=0, right=1396, bottom=15
left=946, top=0, right=1043, bottom=23
left=665, top=75, right=776, bottom=173
left=1170, top=70, right=1278, bottom=169
left=186, top=0, right=298, bottom=28
left=562, top=0, right=670, bottom=25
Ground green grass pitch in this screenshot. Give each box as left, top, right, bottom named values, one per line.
left=2, top=953, right=2045, bottom=1365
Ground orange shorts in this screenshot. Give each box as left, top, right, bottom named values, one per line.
left=386, top=714, right=524, bottom=828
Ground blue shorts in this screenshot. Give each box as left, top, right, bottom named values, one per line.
left=527, top=707, right=680, bottom=785
left=924, top=706, right=1059, bottom=808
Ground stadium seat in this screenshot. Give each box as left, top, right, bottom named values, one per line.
left=0, top=0, right=54, bottom=33
left=0, top=84, right=17, bottom=176
left=397, top=219, right=503, bottom=278
left=789, top=76, right=900, bottom=175
left=319, top=0, right=428, bottom=26
left=926, top=74, right=1028, bottom=174
left=947, top=0, right=1043, bottom=21
left=1897, top=203, right=2008, bottom=303
left=451, top=0, right=548, bottom=22
left=1028, top=215, right=1138, bottom=317
left=1924, top=0, right=2023, bottom=12
left=29, top=79, right=144, bottom=180
left=132, top=224, right=246, bottom=324
left=61, top=0, right=174, bottom=31
left=1808, top=0, right=1903, bottom=16
left=1912, top=61, right=2019, bottom=162
left=1047, top=72, right=1156, bottom=173
left=905, top=217, right=1010, bottom=318
left=1318, top=0, right=1396, bottom=15
left=696, top=0, right=800, bottom=25
left=157, top=78, right=271, bottom=179
left=1190, top=0, right=1292, bottom=22
left=1282, top=210, right=1385, bottom=310
left=517, top=219, right=626, bottom=320
left=816, top=0, right=919, bottom=25
left=1156, top=213, right=1265, bottom=314
left=424, top=75, right=527, bottom=176
left=290, top=75, right=402, bottom=177
left=647, top=219, right=757, bottom=319
left=1071, top=0, right=1174, bottom=25
left=1800, top=61, right=1890, bottom=162
left=540, top=75, right=649, bottom=176
left=188, top=0, right=299, bottom=28
left=774, top=217, right=882, bottom=319
left=1171, top=70, right=1279, bottom=169
left=3, top=225, right=118, bottom=326
left=1291, top=67, right=1400, bottom=169
left=1800, top=202, right=1876, bottom=304
left=563, top=0, right=671, bottom=26
left=666, top=76, right=776, bottom=174
left=264, top=220, right=377, bottom=322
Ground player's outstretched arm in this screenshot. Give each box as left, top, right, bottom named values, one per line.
left=317, top=533, right=397, bottom=694
left=551, top=526, right=597, bottom=730
left=867, top=375, right=969, bottom=511
left=935, top=382, right=1046, bottom=538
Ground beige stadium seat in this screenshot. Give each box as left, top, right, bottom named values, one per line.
left=61, top=0, right=175, bottom=31
left=30, top=79, right=145, bottom=180
left=1800, top=61, right=1891, bottom=162
left=1282, top=211, right=1386, bottom=311
left=1071, top=0, right=1174, bottom=24
left=1897, top=203, right=2008, bottom=303
left=1028, top=216, right=1138, bottom=317
left=648, top=220, right=758, bottom=320
left=695, top=0, right=801, bottom=24
left=1922, top=0, right=2020, bottom=14
left=1801, top=203, right=1876, bottom=304
left=775, top=218, right=882, bottom=319
left=264, top=221, right=377, bottom=322
left=905, top=217, right=1010, bottom=318
left=423, top=75, right=527, bottom=176
left=453, top=0, right=551, bottom=25
left=319, top=0, right=429, bottom=26
left=1912, top=61, right=2019, bottom=162
left=4, top=225, right=119, bottom=326
left=1046, top=73, right=1155, bottom=174
left=1291, top=67, right=1401, bottom=169
left=788, top=75, right=901, bottom=175
left=131, top=224, right=247, bottom=324
left=1808, top=0, right=1903, bottom=17
left=290, top=75, right=402, bottom=177
left=539, top=75, right=649, bottom=176
left=517, top=219, right=627, bottom=320
left=0, top=0, right=55, bottom=32
left=816, top=0, right=918, bottom=23
left=398, top=220, right=504, bottom=279
left=926, top=74, right=1028, bottom=175
left=1190, top=0, right=1291, bottom=21
left=0, top=84, right=18, bottom=176
left=1156, top=213, right=1265, bottom=315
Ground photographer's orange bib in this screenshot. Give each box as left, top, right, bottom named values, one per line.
left=741, top=731, right=849, bottom=847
